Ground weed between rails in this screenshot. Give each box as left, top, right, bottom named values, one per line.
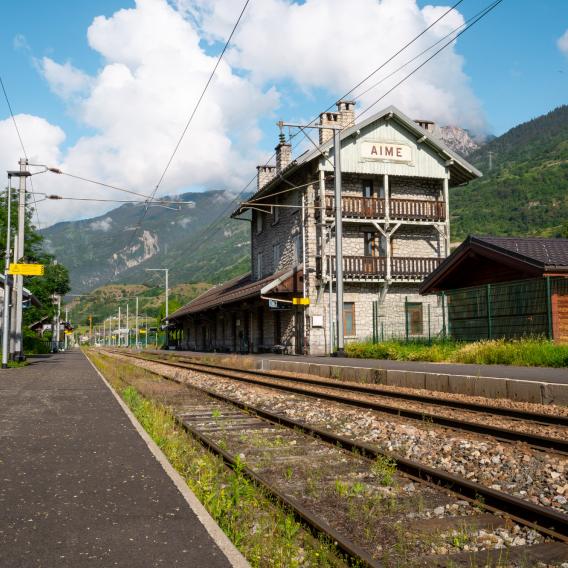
left=87, top=352, right=347, bottom=568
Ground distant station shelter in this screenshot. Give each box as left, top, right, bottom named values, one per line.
left=169, top=103, right=481, bottom=355
left=420, top=236, right=568, bottom=342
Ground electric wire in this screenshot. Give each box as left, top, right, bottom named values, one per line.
left=351, top=1, right=498, bottom=103
left=111, top=0, right=472, bottom=290
left=127, top=0, right=251, bottom=246
left=0, top=74, right=42, bottom=231
left=356, top=0, right=503, bottom=121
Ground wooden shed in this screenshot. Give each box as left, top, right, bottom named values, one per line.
left=419, top=236, right=568, bottom=342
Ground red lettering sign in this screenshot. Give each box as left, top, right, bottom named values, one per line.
left=396, top=147, right=402, bottom=157
left=371, top=145, right=377, bottom=155
left=385, top=147, right=393, bottom=156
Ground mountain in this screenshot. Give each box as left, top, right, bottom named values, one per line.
left=438, top=125, right=481, bottom=156
left=451, top=105, right=568, bottom=241
left=41, top=190, right=250, bottom=294
left=67, top=282, right=211, bottom=328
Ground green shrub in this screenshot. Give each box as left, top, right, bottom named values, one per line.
left=346, top=338, right=568, bottom=368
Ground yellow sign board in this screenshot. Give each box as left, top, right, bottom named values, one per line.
left=8, top=263, right=44, bottom=276
left=139, top=329, right=147, bottom=334
left=292, top=297, right=310, bottom=305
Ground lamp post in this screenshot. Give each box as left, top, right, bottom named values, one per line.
left=145, top=268, right=169, bottom=347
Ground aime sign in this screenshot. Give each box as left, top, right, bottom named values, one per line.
left=361, top=141, right=412, bottom=163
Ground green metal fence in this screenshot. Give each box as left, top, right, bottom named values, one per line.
left=443, top=276, right=565, bottom=342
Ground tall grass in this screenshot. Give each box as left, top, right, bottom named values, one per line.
left=345, top=338, right=568, bottom=368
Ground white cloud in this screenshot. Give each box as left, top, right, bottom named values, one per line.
left=1, top=0, right=486, bottom=227
left=41, top=58, right=92, bottom=100
left=193, top=0, right=485, bottom=133
left=558, top=29, right=568, bottom=57
left=89, top=216, right=113, bottom=231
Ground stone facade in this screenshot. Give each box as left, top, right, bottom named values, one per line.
left=172, top=103, right=480, bottom=355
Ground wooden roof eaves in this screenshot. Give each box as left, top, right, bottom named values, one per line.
left=234, top=106, right=482, bottom=219
left=419, top=236, right=549, bottom=294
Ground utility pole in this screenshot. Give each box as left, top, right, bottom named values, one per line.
left=2, top=174, right=13, bottom=368
left=126, top=302, right=129, bottom=348
left=278, top=121, right=344, bottom=355
left=135, top=297, right=139, bottom=349
left=13, top=158, right=28, bottom=361
left=145, top=268, right=169, bottom=346
left=144, top=314, right=148, bottom=348
left=64, top=307, right=69, bottom=350
left=332, top=127, right=345, bottom=356
left=117, top=306, right=121, bottom=347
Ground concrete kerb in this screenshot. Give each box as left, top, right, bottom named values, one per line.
left=263, top=359, right=568, bottom=405
left=85, top=353, right=251, bottom=568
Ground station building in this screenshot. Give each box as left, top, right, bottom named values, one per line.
left=169, top=102, right=481, bottom=354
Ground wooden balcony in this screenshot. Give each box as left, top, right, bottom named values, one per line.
left=316, top=255, right=443, bottom=281
left=323, top=195, right=445, bottom=222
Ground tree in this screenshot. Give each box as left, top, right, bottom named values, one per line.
left=0, top=189, right=71, bottom=325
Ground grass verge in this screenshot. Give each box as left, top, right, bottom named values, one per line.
left=345, top=338, right=568, bottom=367
left=87, top=351, right=346, bottom=568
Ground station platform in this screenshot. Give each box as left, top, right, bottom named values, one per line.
left=155, top=349, right=568, bottom=405
left=0, top=350, right=248, bottom=568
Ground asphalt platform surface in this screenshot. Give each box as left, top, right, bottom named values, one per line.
left=0, top=350, right=241, bottom=568
left=165, top=349, right=568, bottom=384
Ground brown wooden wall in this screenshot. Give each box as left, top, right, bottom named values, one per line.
left=552, top=292, right=568, bottom=343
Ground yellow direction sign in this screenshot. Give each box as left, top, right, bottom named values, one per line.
left=292, top=297, right=310, bottom=305
left=8, top=263, right=45, bottom=276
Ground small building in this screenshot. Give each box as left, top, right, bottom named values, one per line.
left=419, top=235, right=568, bottom=342
left=170, top=102, right=481, bottom=354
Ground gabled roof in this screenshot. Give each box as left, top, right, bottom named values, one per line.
left=169, top=266, right=303, bottom=320
left=233, top=105, right=482, bottom=217
left=420, top=235, right=568, bottom=294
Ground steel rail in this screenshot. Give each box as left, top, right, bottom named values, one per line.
left=133, top=352, right=568, bottom=453
left=178, top=414, right=381, bottom=568
left=113, top=350, right=568, bottom=542
left=165, top=353, right=568, bottom=427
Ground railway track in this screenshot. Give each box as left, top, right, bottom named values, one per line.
left=132, top=351, right=568, bottom=453
left=102, top=349, right=568, bottom=566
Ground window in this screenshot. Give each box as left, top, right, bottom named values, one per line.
left=272, top=199, right=280, bottom=224
left=256, top=212, right=263, bottom=234
left=256, top=251, right=263, bottom=278
left=293, top=235, right=301, bottom=265
left=364, top=232, right=379, bottom=257
left=362, top=179, right=374, bottom=198
left=272, top=243, right=281, bottom=271
left=344, top=303, right=356, bottom=336
left=406, top=302, right=423, bottom=335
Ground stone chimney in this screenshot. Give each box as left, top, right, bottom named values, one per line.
left=257, top=165, right=276, bottom=191
left=336, top=100, right=356, bottom=129
left=275, top=133, right=292, bottom=173
left=319, top=111, right=340, bottom=145
left=414, top=119, right=436, bottom=134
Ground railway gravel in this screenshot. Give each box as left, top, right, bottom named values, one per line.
left=119, top=354, right=568, bottom=515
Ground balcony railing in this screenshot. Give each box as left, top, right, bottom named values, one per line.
left=323, top=195, right=445, bottom=221
left=316, top=255, right=443, bottom=280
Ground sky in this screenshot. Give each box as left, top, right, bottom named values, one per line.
left=0, top=0, right=567, bottom=228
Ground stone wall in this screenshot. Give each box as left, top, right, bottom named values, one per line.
left=306, top=282, right=445, bottom=355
